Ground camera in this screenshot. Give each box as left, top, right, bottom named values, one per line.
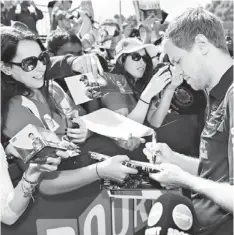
left=154, top=62, right=172, bottom=77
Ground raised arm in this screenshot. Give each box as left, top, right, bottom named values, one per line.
left=147, top=69, right=183, bottom=127
left=34, top=6, right=44, bottom=20
left=182, top=175, right=233, bottom=213
left=48, top=54, right=103, bottom=81
left=127, top=66, right=172, bottom=124
left=147, top=87, right=175, bottom=128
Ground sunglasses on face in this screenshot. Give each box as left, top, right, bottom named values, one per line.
left=126, top=52, right=148, bottom=62
left=113, top=30, right=120, bottom=37
left=8, top=51, right=50, bottom=72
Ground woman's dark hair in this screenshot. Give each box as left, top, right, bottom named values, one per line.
left=1, top=26, right=60, bottom=132
left=46, top=29, right=82, bottom=55
left=113, top=49, right=153, bottom=99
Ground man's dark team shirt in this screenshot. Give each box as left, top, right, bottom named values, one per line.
left=192, top=65, right=233, bottom=231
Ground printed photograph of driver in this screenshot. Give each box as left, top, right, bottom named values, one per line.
left=28, top=132, right=45, bottom=152
left=79, top=73, right=132, bottom=99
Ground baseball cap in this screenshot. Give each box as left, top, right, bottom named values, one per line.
left=145, top=193, right=197, bottom=235
left=115, top=37, right=160, bottom=63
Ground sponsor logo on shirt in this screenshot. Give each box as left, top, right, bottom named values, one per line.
left=172, top=204, right=193, bottom=231
left=147, top=202, right=163, bottom=226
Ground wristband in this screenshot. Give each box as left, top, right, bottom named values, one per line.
left=139, top=97, right=150, bottom=105
left=23, top=172, right=39, bottom=185
left=96, top=163, right=102, bottom=179
left=21, top=177, right=38, bottom=202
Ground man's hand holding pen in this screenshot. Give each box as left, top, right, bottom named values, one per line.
left=143, top=141, right=174, bottom=164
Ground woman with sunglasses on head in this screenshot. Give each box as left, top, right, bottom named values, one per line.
left=1, top=26, right=137, bottom=196
left=101, top=38, right=183, bottom=152
left=102, top=37, right=182, bottom=126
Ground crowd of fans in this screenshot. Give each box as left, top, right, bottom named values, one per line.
left=0, top=1, right=233, bottom=235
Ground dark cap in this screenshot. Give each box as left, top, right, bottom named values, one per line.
left=145, top=193, right=197, bottom=235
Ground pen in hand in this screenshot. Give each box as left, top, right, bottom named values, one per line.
left=151, top=131, right=157, bottom=164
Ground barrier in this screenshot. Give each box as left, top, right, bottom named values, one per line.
left=1, top=181, right=158, bottom=235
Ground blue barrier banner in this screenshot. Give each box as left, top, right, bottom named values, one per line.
left=1, top=182, right=160, bottom=235
left=111, top=198, right=134, bottom=235
left=78, top=190, right=112, bottom=235
left=36, top=219, right=79, bottom=235
left=134, top=199, right=152, bottom=233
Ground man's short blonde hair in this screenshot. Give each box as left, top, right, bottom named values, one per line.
left=164, top=7, right=228, bottom=53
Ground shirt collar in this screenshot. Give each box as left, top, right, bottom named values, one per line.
left=209, top=65, right=233, bottom=101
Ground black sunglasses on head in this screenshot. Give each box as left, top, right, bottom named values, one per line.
left=8, top=51, right=50, bottom=72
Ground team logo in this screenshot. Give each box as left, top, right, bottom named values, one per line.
left=147, top=202, right=163, bottom=227
left=172, top=204, right=193, bottom=231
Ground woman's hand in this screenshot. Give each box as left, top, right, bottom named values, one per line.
left=72, top=53, right=104, bottom=79
left=115, top=134, right=145, bottom=151
left=166, top=66, right=183, bottom=90
left=27, top=155, right=61, bottom=174
left=24, top=150, right=68, bottom=182
left=66, top=117, right=89, bottom=143
left=141, top=15, right=156, bottom=33
left=141, top=66, right=172, bottom=103
left=97, top=155, right=138, bottom=182
left=77, top=11, right=93, bottom=38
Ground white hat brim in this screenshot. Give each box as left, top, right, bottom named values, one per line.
left=115, top=43, right=161, bottom=63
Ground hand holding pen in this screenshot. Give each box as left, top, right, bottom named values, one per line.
left=145, top=131, right=160, bottom=164
left=151, top=131, right=158, bottom=164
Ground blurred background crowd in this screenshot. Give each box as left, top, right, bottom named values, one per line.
left=1, top=0, right=233, bottom=56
